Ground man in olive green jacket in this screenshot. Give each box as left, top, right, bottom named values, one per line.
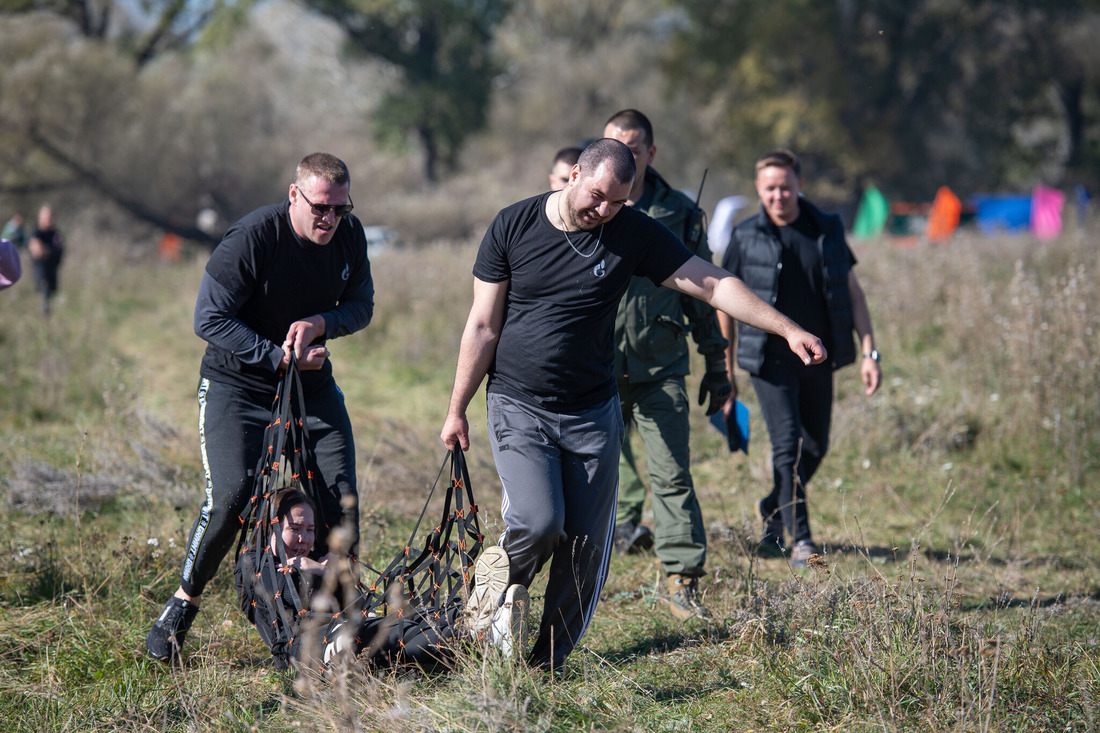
left=604, top=110, right=730, bottom=621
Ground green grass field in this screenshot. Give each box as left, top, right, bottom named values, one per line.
left=0, top=228, right=1097, bottom=731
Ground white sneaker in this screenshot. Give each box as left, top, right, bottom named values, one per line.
left=322, top=621, right=352, bottom=664
left=463, top=546, right=510, bottom=636
left=490, top=584, right=529, bottom=656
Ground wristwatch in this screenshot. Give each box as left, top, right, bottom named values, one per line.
left=863, top=350, right=881, bottom=362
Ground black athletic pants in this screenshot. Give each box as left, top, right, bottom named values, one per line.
left=751, top=358, right=833, bottom=544
left=179, top=377, right=357, bottom=597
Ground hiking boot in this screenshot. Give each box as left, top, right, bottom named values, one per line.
left=462, top=546, right=511, bottom=637
left=665, top=573, right=711, bottom=621
left=758, top=499, right=785, bottom=557
left=613, top=522, right=654, bottom=555
left=790, top=539, right=822, bottom=569
left=490, top=584, right=530, bottom=656
left=146, top=596, right=200, bottom=661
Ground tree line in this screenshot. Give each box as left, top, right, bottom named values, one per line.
left=1, top=0, right=1096, bottom=244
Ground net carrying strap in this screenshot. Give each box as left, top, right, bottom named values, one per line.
left=236, top=353, right=321, bottom=650
left=359, top=445, right=485, bottom=616
left=235, top=355, right=487, bottom=666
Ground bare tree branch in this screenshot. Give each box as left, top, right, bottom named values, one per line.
left=28, top=127, right=218, bottom=246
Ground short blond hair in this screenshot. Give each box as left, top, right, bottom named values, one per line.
left=295, top=153, right=349, bottom=187
left=754, top=149, right=801, bottom=178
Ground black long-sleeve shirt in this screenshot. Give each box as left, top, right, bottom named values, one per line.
left=195, top=200, right=374, bottom=395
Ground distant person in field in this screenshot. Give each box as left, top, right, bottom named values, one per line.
left=146, top=152, right=375, bottom=662
left=548, top=147, right=582, bottom=192
left=27, top=205, right=64, bottom=315
left=718, top=149, right=881, bottom=567
left=235, top=489, right=527, bottom=670
left=0, top=237, right=21, bottom=291
left=441, top=138, right=826, bottom=670
left=2, top=213, right=26, bottom=250
left=602, top=109, right=729, bottom=621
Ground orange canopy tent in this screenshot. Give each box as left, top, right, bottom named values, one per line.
left=926, top=186, right=962, bottom=242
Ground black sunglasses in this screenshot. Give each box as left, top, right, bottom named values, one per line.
left=297, top=189, right=354, bottom=218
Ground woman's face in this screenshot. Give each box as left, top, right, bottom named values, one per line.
left=279, top=503, right=315, bottom=558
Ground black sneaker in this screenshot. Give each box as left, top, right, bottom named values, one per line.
left=758, top=500, right=785, bottom=557
left=613, top=522, right=654, bottom=555
left=146, top=597, right=199, bottom=661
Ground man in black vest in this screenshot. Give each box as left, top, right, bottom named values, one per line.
left=719, top=149, right=881, bottom=567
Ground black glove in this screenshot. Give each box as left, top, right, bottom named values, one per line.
left=698, top=356, right=732, bottom=416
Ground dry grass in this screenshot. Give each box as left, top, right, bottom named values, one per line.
left=0, top=225, right=1097, bottom=731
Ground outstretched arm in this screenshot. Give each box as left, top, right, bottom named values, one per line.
left=663, top=255, right=827, bottom=367
left=441, top=277, right=509, bottom=450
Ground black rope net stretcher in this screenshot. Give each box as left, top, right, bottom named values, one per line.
left=234, top=355, right=488, bottom=673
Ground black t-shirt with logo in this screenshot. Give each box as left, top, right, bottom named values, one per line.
left=474, top=192, right=692, bottom=411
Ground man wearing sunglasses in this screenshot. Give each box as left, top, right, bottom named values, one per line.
left=146, top=152, right=374, bottom=663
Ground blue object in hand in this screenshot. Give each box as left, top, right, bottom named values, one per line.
left=709, top=400, right=750, bottom=454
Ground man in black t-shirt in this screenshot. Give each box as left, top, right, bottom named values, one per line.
left=441, top=139, right=826, bottom=670
left=146, top=152, right=374, bottom=662
left=719, top=149, right=881, bottom=568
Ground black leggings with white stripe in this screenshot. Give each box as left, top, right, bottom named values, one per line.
left=179, top=377, right=357, bottom=598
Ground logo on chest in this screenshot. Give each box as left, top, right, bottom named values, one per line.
left=593, top=259, right=606, bottom=278
left=341, top=263, right=350, bottom=281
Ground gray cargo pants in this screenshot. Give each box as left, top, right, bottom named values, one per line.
left=616, top=375, right=707, bottom=577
